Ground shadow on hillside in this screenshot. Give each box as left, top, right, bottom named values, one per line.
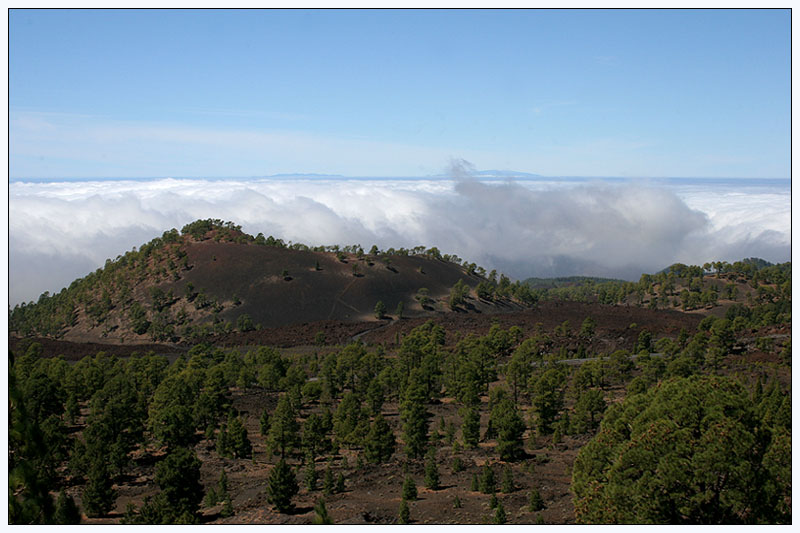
left=287, top=505, right=314, bottom=515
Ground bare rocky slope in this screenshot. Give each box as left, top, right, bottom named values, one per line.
left=9, top=219, right=530, bottom=345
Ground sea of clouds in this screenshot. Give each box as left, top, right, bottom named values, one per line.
left=8, top=171, right=790, bottom=305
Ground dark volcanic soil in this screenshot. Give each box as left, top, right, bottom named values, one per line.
left=168, top=241, right=492, bottom=328
left=8, top=336, right=186, bottom=361
left=12, top=301, right=702, bottom=360
left=360, top=300, right=703, bottom=352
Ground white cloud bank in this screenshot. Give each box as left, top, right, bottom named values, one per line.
left=8, top=174, right=790, bottom=305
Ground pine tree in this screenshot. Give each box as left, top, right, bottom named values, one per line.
left=302, top=412, right=331, bottom=458
left=220, top=496, right=233, bottom=518
left=400, top=369, right=430, bottom=459
left=216, top=423, right=230, bottom=457
left=218, top=469, right=229, bottom=498
left=313, top=498, right=333, bottom=524
left=489, top=493, right=498, bottom=509
left=364, top=414, right=396, bottom=464
left=570, top=388, right=606, bottom=434
left=333, top=391, right=366, bottom=448
left=402, top=476, right=418, bottom=501
left=552, top=426, right=562, bottom=446
left=203, top=488, right=218, bottom=508
left=501, top=464, right=514, bottom=493
left=531, top=368, right=565, bottom=435
left=528, top=488, right=544, bottom=512
left=122, top=502, right=140, bottom=524
left=374, top=300, right=386, bottom=319
left=155, top=446, right=204, bottom=523
left=471, top=473, right=479, bottom=491
left=462, top=407, right=480, bottom=448
left=227, top=414, right=252, bottom=458
left=266, top=459, right=299, bottom=513
left=335, top=472, right=346, bottom=493
left=212, top=470, right=230, bottom=514
left=398, top=499, right=410, bottom=524
left=490, top=393, right=526, bottom=461
left=305, top=456, right=318, bottom=491
left=323, top=465, right=335, bottom=495
left=366, top=379, right=385, bottom=416
left=259, top=408, right=270, bottom=436
left=53, top=490, right=81, bottom=524
left=493, top=501, right=507, bottom=524
left=424, top=449, right=440, bottom=490
left=445, top=420, right=457, bottom=444
left=82, top=459, right=116, bottom=518
left=479, top=464, right=496, bottom=494
left=453, top=494, right=462, bottom=508
left=267, top=395, right=299, bottom=459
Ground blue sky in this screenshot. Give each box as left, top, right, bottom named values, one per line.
left=9, top=8, right=790, bottom=179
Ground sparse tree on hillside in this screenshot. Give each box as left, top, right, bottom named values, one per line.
left=400, top=369, right=430, bottom=459
left=364, top=414, right=395, bottom=464
left=313, top=498, right=333, bottom=524
left=154, top=446, right=204, bottom=523
left=81, top=459, right=116, bottom=518
left=415, top=288, right=432, bottom=309
left=53, top=490, right=81, bottom=524
left=570, top=388, right=606, bottom=434
left=224, top=413, right=252, bottom=459
left=259, top=408, right=270, bottom=436
left=529, top=488, right=545, bottom=512
left=501, top=464, right=515, bottom=493
left=479, top=463, right=496, bottom=494
left=333, top=391, right=367, bottom=448
left=449, top=279, right=470, bottom=310
left=302, top=412, right=332, bottom=458
left=402, top=475, right=418, bottom=501
left=236, top=313, right=254, bottom=332
left=476, top=280, right=495, bottom=300
left=579, top=317, right=596, bottom=338
left=267, top=395, right=300, bottom=459
left=424, top=448, right=440, bottom=490
left=398, top=498, right=410, bottom=524
left=266, top=459, right=299, bottom=514
left=462, top=406, right=480, bottom=448
left=530, top=368, right=566, bottom=435
left=490, top=390, right=526, bottom=461
left=493, top=502, right=506, bottom=524
left=366, top=378, right=385, bottom=415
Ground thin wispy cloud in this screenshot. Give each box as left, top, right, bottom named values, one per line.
left=175, top=107, right=312, bottom=122
left=10, top=111, right=472, bottom=178
left=12, top=111, right=760, bottom=179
